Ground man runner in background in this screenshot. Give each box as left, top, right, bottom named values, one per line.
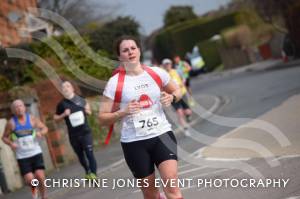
left=2, top=99, right=48, bottom=199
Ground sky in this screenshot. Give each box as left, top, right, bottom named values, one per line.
left=98, top=0, right=232, bottom=35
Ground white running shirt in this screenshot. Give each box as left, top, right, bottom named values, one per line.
left=103, top=67, right=173, bottom=143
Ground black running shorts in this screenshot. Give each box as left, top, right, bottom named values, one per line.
left=17, top=153, right=45, bottom=176
left=121, top=131, right=177, bottom=179
left=172, top=94, right=190, bottom=110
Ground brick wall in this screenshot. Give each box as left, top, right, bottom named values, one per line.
left=0, top=0, right=37, bottom=47
left=31, top=79, right=63, bottom=116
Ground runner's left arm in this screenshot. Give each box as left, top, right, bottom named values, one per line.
left=161, top=80, right=182, bottom=106
left=85, top=102, right=92, bottom=115
left=184, top=61, right=192, bottom=72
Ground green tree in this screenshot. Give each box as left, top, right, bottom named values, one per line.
left=163, top=6, right=198, bottom=27
left=30, top=34, right=112, bottom=81
left=89, top=16, right=140, bottom=56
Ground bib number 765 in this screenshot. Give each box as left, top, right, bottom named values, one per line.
left=139, top=117, right=159, bottom=128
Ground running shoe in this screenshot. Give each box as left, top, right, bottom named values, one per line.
left=186, top=114, right=192, bottom=123
left=183, top=127, right=191, bottom=136
left=159, top=193, right=166, bottom=199
left=31, top=186, right=38, bottom=199
left=85, top=172, right=97, bottom=180
left=188, top=97, right=196, bottom=107
left=89, top=173, right=97, bottom=180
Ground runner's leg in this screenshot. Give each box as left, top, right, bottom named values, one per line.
left=83, top=133, right=97, bottom=174
left=23, top=172, right=38, bottom=198
left=158, top=160, right=182, bottom=199
left=70, top=136, right=90, bottom=174
left=34, top=169, right=47, bottom=199
left=140, top=173, right=160, bottom=199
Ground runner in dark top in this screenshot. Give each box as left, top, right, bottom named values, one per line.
left=54, top=81, right=97, bottom=179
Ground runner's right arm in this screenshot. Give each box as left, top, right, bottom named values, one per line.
left=1, top=119, right=18, bottom=150
left=53, top=108, right=70, bottom=122
left=98, top=96, right=140, bottom=126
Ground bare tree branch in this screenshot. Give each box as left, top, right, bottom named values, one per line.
left=37, top=0, right=121, bottom=28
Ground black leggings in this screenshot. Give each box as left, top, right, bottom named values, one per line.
left=70, top=133, right=97, bottom=174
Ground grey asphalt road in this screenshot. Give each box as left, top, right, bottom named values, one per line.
left=179, top=62, right=300, bottom=153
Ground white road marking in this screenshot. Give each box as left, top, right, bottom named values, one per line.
left=178, top=166, right=207, bottom=176
left=204, top=157, right=250, bottom=161
left=272, top=154, right=300, bottom=161
left=178, top=163, right=193, bottom=170
left=181, top=169, right=231, bottom=190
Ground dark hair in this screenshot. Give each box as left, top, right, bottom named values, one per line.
left=173, top=55, right=180, bottom=59
left=113, top=35, right=142, bottom=56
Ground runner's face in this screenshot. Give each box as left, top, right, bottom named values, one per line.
left=163, top=63, right=172, bottom=71
left=174, top=56, right=180, bottom=64
left=62, top=82, right=74, bottom=99
left=118, top=40, right=141, bottom=64
left=12, top=100, right=26, bottom=116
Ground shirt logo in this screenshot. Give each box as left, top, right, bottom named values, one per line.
left=138, top=94, right=153, bottom=109
left=134, top=83, right=149, bottom=91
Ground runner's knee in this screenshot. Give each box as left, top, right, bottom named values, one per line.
left=23, top=173, right=35, bottom=185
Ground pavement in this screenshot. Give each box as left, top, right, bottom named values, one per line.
left=2, top=59, right=299, bottom=199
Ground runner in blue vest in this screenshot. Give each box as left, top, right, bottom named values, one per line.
left=99, top=35, right=184, bottom=199
left=2, top=99, right=48, bottom=199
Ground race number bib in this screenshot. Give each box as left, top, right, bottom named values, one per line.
left=133, top=109, right=163, bottom=137
left=18, top=136, right=35, bottom=150
left=69, top=111, right=85, bottom=127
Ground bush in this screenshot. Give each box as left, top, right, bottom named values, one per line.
left=0, top=75, right=12, bottom=91
left=86, top=97, right=119, bottom=146
left=0, top=45, right=37, bottom=86
left=87, top=112, right=108, bottom=146
left=29, top=34, right=113, bottom=81
left=197, top=40, right=222, bottom=72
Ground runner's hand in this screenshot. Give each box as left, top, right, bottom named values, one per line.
left=125, top=100, right=141, bottom=115
left=36, top=131, right=43, bottom=138
left=160, top=91, right=173, bottom=107
left=10, top=142, right=18, bottom=151
left=64, top=109, right=71, bottom=117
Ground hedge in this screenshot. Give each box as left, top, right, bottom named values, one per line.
left=153, top=12, right=246, bottom=61
left=197, top=40, right=222, bottom=72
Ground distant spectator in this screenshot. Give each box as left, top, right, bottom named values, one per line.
left=173, top=55, right=195, bottom=106
left=162, top=58, right=192, bottom=136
